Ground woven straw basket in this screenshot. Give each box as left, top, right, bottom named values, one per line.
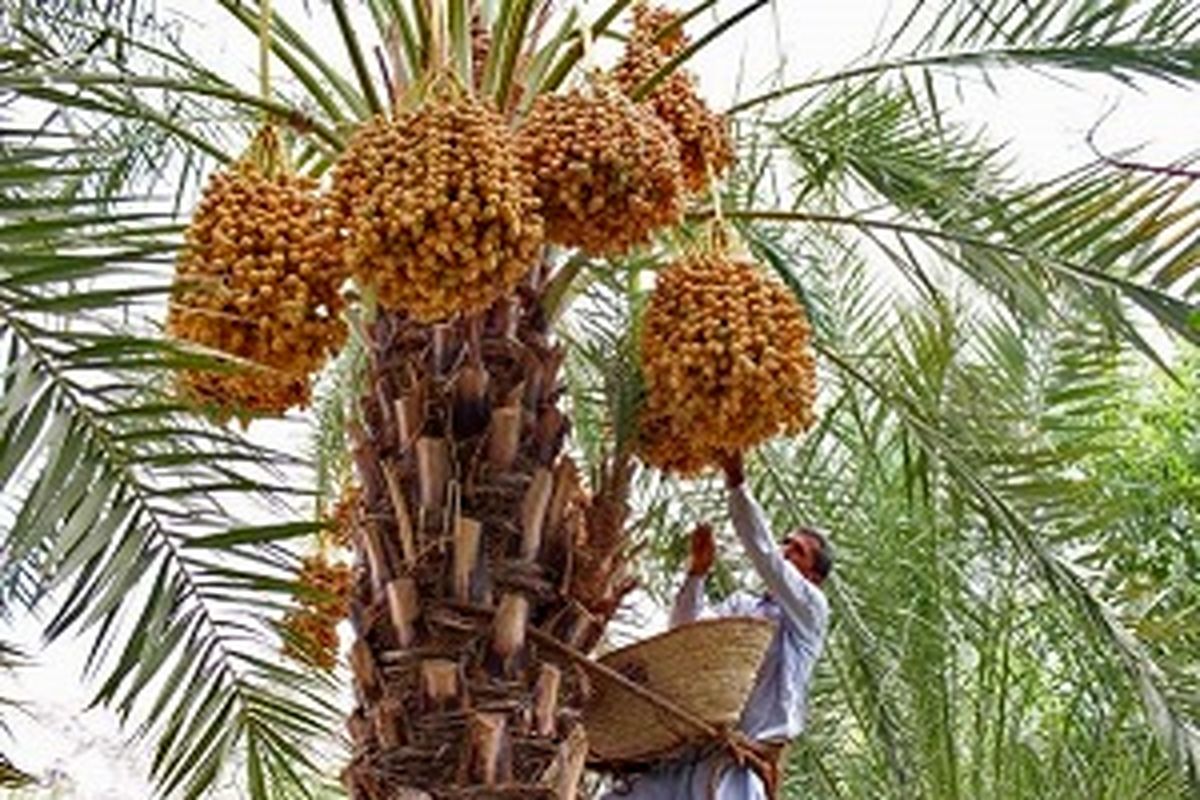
left=583, top=617, right=776, bottom=764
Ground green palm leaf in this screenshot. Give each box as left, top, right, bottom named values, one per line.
left=0, top=143, right=341, bottom=799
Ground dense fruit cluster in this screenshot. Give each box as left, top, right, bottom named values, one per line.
left=614, top=3, right=734, bottom=194
left=517, top=83, right=684, bottom=255
left=177, top=368, right=311, bottom=419
left=638, top=251, right=817, bottom=475
left=281, top=608, right=340, bottom=671
left=633, top=3, right=687, bottom=55
left=168, top=127, right=347, bottom=417
left=329, top=87, right=543, bottom=321
left=328, top=483, right=360, bottom=549
left=281, top=554, right=353, bottom=671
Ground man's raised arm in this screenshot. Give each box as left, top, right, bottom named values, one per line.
left=669, top=523, right=716, bottom=627
left=721, top=453, right=828, bottom=635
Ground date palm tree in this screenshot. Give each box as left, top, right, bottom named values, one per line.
left=1, top=1, right=1198, bottom=798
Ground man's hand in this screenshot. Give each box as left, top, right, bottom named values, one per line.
left=718, top=450, right=745, bottom=488
left=687, top=523, right=716, bottom=577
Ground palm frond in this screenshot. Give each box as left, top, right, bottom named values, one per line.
left=894, top=0, right=1200, bottom=61
left=310, top=323, right=368, bottom=510
left=560, top=257, right=650, bottom=484
left=728, top=81, right=1200, bottom=357
left=732, top=0, right=1200, bottom=115
left=0, top=142, right=342, bottom=799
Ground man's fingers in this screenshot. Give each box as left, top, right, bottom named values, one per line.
left=719, top=449, right=745, bottom=487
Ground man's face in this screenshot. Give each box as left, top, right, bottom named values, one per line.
left=781, top=532, right=826, bottom=587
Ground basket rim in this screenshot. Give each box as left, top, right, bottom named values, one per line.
left=597, top=615, right=776, bottom=667
left=584, top=616, right=778, bottom=764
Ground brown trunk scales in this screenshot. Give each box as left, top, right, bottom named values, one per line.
left=343, top=264, right=636, bottom=799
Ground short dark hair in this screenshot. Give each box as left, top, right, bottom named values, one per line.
left=787, top=526, right=834, bottom=581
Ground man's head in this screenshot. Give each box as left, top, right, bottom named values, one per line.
left=781, top=526, right=834, bottom=587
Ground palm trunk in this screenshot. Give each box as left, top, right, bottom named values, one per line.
left=342, top=263, right=634, bottom=799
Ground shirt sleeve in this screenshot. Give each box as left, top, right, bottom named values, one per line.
left=669, top=574, right=708, bottom=628
left=715, top=591, right=763, bottom=618
left=727, top=484, right=829, bottom=637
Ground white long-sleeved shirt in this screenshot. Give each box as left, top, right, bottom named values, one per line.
left=602, top=485, right=830, bottom=799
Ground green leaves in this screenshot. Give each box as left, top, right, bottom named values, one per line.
left=746, top=260, right=1200, bottom=795
left=732, top=0, right=1200, bottom=116
left=896, top=0, right=1200, bottom=61
left=183, top=521, right=329, bottom=551
left=741, top=80, right=1200, bottom=353
left=560, top=257, right=650, bottom=476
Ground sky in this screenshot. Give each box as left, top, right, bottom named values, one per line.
left=1, top=0, right=1196, bottom=796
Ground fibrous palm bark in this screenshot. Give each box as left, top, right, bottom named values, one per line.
left=341, top=261, right=635, bottom=798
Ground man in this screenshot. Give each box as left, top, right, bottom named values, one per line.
left=604, top=452, right=833, bottom=799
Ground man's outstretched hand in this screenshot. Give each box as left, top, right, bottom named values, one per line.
left=687, top=523, right=716, bottom=577
left=718, top=450, right=745, bottom=488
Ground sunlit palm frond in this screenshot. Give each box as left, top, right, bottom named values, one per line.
left=894, top=0, right=1200, bottom=63
left=731, top=79, right=1200, bottom=358
left=560, top=257, right=649, bottom=475
left=0, top=140, right=341, bottom=799
left=771, top=82, right=1010, bottom=217
left=309, top=327, right=367, bottom=513
left=733, top=0, right=1200, bottom=114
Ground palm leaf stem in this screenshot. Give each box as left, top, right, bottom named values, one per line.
left=214, top=0, right=361, bottom=122
left=728, top=44, right=1200, bottom=115
left=539, top=0, right=633, bottom=93
left=493, top=0, right=537, bottom=111
left=375, top=0, right=423, bottom=84
left=329, top=0, right=385, bottom=115
left=711, top=208, right=1199, bottom=344
left=0, top=73, right=343, bottom=150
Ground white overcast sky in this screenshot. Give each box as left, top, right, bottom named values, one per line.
left=2, top=0, right=1196, bottom=797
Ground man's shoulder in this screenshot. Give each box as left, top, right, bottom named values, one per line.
left=775, top=582, right=830, bottom=634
